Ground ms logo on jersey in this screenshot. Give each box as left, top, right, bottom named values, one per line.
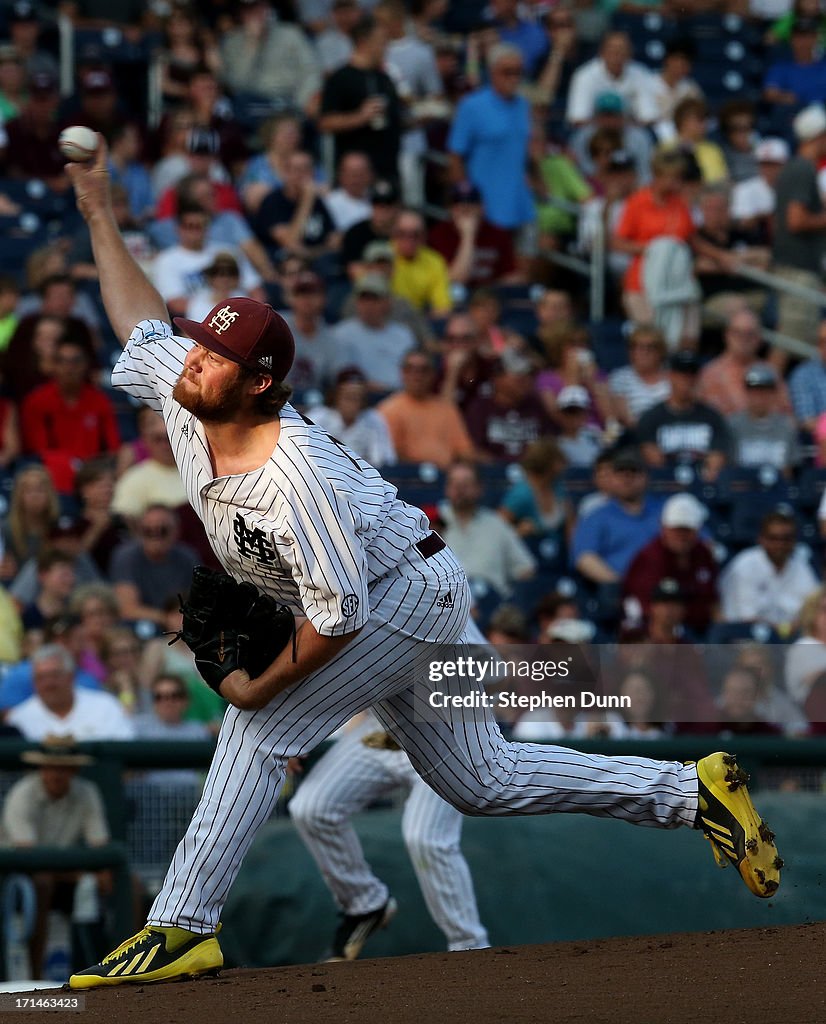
left=209, top=306, right=240, bottom=335
left=233, top=513, right=277, bottom=565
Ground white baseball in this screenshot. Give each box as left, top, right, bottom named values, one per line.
left=58, top=125, right=98, bottom=162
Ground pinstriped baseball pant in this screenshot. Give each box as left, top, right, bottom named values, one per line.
left=289, top=713, right=490, bottom=951
left=147, top=547, right=699, bottom=934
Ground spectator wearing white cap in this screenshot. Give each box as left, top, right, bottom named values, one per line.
left=728, top=364, right=801, bottom=475
left=731, top=138, right=787, bottom=233
left=622, top=492, right=718, bottom=637
left=556, top=385, right=603, bottom=467
left=771, top=103, right=826, bottom=347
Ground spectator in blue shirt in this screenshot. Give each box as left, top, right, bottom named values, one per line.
left=764, top=17, right=826, bottom=108
left=0, top=614, right=102, bottom=712
left=789, top=318, right=826, bottom=431
left=486, top=0, right=549, bottom=80
left=448, top=43, right=534, bottom=231
left=108, top=123, right=154, bottom=224
left=571, top=447, right=663, bottom=585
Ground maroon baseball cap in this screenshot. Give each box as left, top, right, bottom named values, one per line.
left=174, top=297, right=295, bottom=380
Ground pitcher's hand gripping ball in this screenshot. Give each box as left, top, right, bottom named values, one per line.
left=58, top=126, right=99, bottom=162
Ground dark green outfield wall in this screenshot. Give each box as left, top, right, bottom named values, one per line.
left=220, top=793, right=824, bottom=968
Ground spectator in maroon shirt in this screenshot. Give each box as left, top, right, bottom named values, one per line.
left=463, top=349, right=555, bottom=462
left=438, top=311, right=501, bottom=410
left=622, top=492, right=718, bottom=637
left=616, top=578, right=716, bottom=724
left=20, top=337, right=120, bottom=495
left=429, top=181, right=518, bottom=291
left=4, top=71, right=66, bottom=190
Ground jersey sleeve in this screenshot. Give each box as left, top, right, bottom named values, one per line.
left=275, top=463, right=371, bottom=636
left=111, top=318, right=192, bottom=413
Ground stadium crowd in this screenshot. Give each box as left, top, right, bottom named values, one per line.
left=0, top=0, right=825, bottom=745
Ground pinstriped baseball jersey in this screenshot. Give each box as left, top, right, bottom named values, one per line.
left=112, top=319, right=449, bottom=637
left=108, top=318, right=703, bottom=944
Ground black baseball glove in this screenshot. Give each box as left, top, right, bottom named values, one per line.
left=170, top=566, right=296, bottom=694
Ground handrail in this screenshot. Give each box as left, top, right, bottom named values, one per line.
left=57, top=13, right=74, bottom=99
left=735, top=264, right=826, bottom=309
left=760, top=326, right=815, bottom=360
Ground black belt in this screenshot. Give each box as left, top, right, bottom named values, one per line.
left=415, top=532, right=445, bottom=559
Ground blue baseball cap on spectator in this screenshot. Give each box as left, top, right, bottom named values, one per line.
left=595, top=92, right=624, bottom=115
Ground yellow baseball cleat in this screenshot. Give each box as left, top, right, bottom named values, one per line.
left=69, top=925, right=223, bottom=989
left=695, top=752, right=783, bottom=898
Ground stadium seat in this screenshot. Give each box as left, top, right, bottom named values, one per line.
left=562, top=465, right=594, bottom=505
left=466, top=578, right=503, bottom=632
left=610, top=11, right=677, bottom=47
left=588, top=318, right=627, bottom=373
left=479, top=462, right=519, bottom=509
left=383, top=462, right=445, bottom=508
left=508, top=574, right=559, bottom=622
left=0, top=229, right=52, bottom=284
left=705, top=622, right=787, bottom=644
left=522, top=533, right=568, bottom=577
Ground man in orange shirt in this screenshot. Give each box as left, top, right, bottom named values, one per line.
left=612, top=149, right=698, bottom=344
left=697, top=307, right=793, bottom=416
left=21, top=337, right=120, bottom=493
left=378, top=351, right=475, bottom=468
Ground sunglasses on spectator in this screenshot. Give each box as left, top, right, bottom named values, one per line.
left=403, top=363, right=432, bottom=373
left=142, top=526, right=172, bottom=539
left=763, top=531, right=795, bottom=542
left=496, top=65, right=523, bottom=77
left=445, top=332, right=475, bottom=342
left=394, top=228, right=422, bottom=238
left=630, top=342, right=660, bottom=350
left=154, top=690, right=186, bottom=702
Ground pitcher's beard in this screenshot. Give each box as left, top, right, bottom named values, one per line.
left=172, top=372, right=247, bottom=423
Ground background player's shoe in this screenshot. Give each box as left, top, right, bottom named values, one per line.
left=326, top=897, right=398, bottom=962
left=69, top=925, right=223, bottom=988
left=695, top=752, right=782, bottom=898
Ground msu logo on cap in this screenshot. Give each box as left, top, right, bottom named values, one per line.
left=208, top=306, right=240, bottom=335
left=173, top=296, right=296, bottom=380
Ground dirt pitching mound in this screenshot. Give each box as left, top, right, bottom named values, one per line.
left=73, top=922, right=821, bottom=1024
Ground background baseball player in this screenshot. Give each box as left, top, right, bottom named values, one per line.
left=290, top=708, right=490, bottom=960
left=66, top=140, right=781, bottom=990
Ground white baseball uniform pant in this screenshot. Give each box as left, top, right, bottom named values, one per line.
left=147, top=546, right=698, bottom=934
left=289, top=715, right=490, bottom=951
